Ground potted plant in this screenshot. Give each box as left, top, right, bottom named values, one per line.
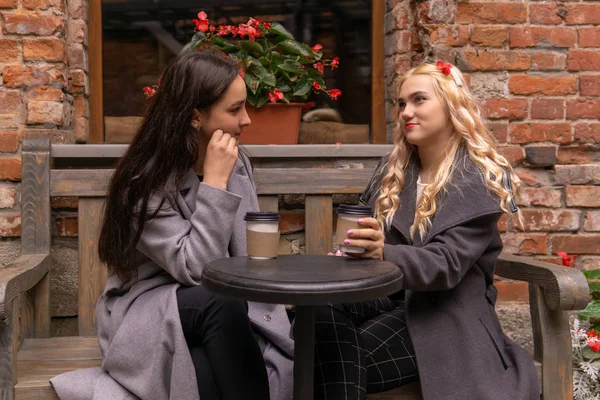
left=185, top=11, right=342, bottom=144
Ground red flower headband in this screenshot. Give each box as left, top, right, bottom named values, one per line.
left=436, top=61, right=463, bottom=86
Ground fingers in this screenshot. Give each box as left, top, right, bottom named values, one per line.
left=358, top=217, right=380, bottom=230
left=346, top=228, right=384, bottom=241
left=210, top=129, right=224, bottom=143
left=343, top=238, right=380, bottom=251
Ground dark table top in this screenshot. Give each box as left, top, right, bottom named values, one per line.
left=202, top=255, right=403, bottom=305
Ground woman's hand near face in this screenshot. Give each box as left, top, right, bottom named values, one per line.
left=202, top=129, right=239, bottom=190
left=343, top=217, right=385, bottom=259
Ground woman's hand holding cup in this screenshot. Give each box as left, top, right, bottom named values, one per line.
left=343, top=217, right=385, bottom=259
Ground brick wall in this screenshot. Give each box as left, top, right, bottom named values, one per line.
left=384, top=0, right=600, bottom=282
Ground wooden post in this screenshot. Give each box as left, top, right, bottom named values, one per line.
left=305, top=195, right=333, bottom=255
left=89, top=0, right=104, bottom=143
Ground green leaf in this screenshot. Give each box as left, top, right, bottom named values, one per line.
left=578, top=301, right=600, bottom=321
left=244, top=74, right=260, bottom=95
left=248, top=61, right=268, bottom=79
left=277, top=40, right=311, bottom=57
left=240, top=40, right=264, bottom=56
left=277, top=59, right=304, bottom=74
left=254, top=92, right=269, bottom=108
left=277, top=84, right=291, bottom=92
left=271, top=52, right=284, bottom=65
left=590, top=281, right=600, bottom=296
left=230, top=50, right=250, bottom=65
left=262, top=73, right=277, bottom=87
left=583, top=346, right=600, bottom=361
left=246, top=90, right=257, bottom=107
left=293, top=78, right=311, bottom=97
left=584, top=270, right=600, bottom=280
left=269, top=22, right=294, bottom=40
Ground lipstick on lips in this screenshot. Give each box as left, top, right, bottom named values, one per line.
left=405, top=123, right=418, bottom=129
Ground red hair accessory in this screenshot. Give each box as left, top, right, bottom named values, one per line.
left=436, top=61, right=463, bottom=86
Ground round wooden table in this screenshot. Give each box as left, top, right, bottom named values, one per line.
left=202, top=255, right=404, bottom=400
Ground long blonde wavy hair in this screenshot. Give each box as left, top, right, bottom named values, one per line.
left=375, top=63, right=520, bottom=240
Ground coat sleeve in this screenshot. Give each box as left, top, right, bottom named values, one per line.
left=136, top=183, right=242, bottom=286
left=383, top=213, right=501, bottom=292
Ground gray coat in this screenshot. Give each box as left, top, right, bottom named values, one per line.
left=361, top=154, right=539, bottom=400
left=50, top=156, right=294, bottom=400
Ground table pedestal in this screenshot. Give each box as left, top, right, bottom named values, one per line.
left=294, top=306, right=316, bottom=400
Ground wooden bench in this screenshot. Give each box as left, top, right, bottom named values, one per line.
left=0, top=138, right=589, bottom=400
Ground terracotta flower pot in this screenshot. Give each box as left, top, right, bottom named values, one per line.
left=239, top=103, right=304, bottom=144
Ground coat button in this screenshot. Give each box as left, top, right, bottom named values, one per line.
left=264, top=314, right=271, bottom=322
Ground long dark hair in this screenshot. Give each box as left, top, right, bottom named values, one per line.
left=98, top=48, right=241, bottom=282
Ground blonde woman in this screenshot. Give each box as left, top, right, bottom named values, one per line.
left=314, top=62, right=538, bottom=400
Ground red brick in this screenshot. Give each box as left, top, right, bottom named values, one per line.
left=502, top=233, right=548, bottom=255
left=429, top=26, right=470, bottom=46
left=483, top=99, right=528, bottom=120
left=488, top=121, right=508, bottom=143
left=0, top=158, right=21, bottom=181
left=0, top=39, right=18, bottom=62
left=509, top=123, right=572, bottom=144
left=525, top=145, right=557, bottom=166
left=462, top=50, right=531, bottom=71
left=0, top=116, right=18, bottom=130
left=498, top=214, right=507, bottom=233
left=509, top=75, right=576, bottom=96
left=0, top=130, right=20, bottom=152
left=73, top=117, right=87, bottom=143
left=0, top=185, right=17, bottom=209
left=417, top=0, right=456, bottom=24
left=565, top=4, right=600, bottom=25
left=27, top=101, right=65, bottom=125
left=551, top=234, right=600, bottom=254
left=385, top=30, right=411, bottom=56
left=530, top=4, right=564, bottom=25
left=516, top=187, right=562, bottom=208
left=580, top=75, right=600, bottom=96
left=1, top=12, right=64, bottom=35
left=56, top=215, right=77, bottom=237
left=67, top=43, right=85, bottom=69
left=554, top=165, right=600, bottom=185
left=0, top=90, right=21, bottom=113
left=0, top=0, right=17, bottom=7
left=2, top=64, right=66, bottom=88
left=67, top=19, right=86, bottom=45
left=68, top=0, right=85, bottom=19
left=575, top=123, right=600, bottom=144
left=456, top=3, right=526, bottom=24
left=51, top=196, right=77, bottom=209
left=566, top=186, right=600, bottom=207
left=557, top=147, right=598, bottom=164
left=27, top=86, right=64, bottom=102
left=23, top=0, right=63, bottom=11
left=585, top=211, right=600, bottom=232
left=579, top=28, right=600, bottom=48
left=495, top=280, right=529, bottom=303
left=514, top=167, right=554, bottom=187
left=531, top=98, right=564, bottom=119
left=0, top=212, right=21, bottom=237
left=278, top=210, right=304, bottom=234
left=567, top=98, right=600, bottom=119
left=73, top=96, right=87, bottom=118
left=531, top=51, right=566, bottom=71
left=470, top=26, right=507, bottom=47
left=516, top=209, right=581, bottom=232
left=23, top=38, right=65, bottom=61
left=578, top=256, right=600, bottom=271
left=509, top=27, right=576, bottom=48
left=568, top=50, right=600, bottom=71
left=497, top=145, right=524, bottom=165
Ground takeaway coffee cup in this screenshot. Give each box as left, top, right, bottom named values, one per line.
left=336, top=204, right=373, bottom=255
left=244, top=212, right=280, bottom=259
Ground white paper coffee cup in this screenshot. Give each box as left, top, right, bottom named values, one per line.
left=245, top=212, right=280, bottom=259
left=336, top=204, right=373, bottom=255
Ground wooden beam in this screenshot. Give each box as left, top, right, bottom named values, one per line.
left=371, top=0, right=386, bottom=144
left=88, top=0, right=104, bottom=143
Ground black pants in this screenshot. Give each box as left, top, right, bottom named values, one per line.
left=176, top=284, right=270, bottom=400
left=313, top=297, right=419, bottom=400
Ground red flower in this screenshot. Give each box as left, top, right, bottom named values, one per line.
left=192, top=11, right=209, bottom=32
left=142, top=86, right=156, bottom=99
left=247, top=18, right=260, bottom=28
left=588, top=330, right=599, bottom=339
left=312, top=81, right=321, bottom=90
left=246, top=26, right=260, bottom=40
left=262, top=22, right=271, bottom=30
left=313, top=62, right=324, bottom=74
left=330, top=57, right=339, bottom=69
left=197, top=11, right=207, bottom=20
left=311, top=44, right=323, bottom=52
left=328, top=88, right=342, bottom=100
left=557, top=252, right=577, bottom=267
left=436, top=60, right=452, bottom=76
left=268, top=88, right=284, bottom=103
left=589, top=340, right=600, bottom=352
left=303, top=101, right=316, bottom=112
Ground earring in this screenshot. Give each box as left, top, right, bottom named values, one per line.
left=191, top=121, right=201, bottom=130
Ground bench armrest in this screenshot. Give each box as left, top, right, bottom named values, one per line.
left=0, top=254, right=51, bottom=320
left=495, top=252, right=590, bottom=311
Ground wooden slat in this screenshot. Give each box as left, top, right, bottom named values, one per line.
left=17, top=337, right=101, bottom=362
left=17, top=292, right=34, bottom=350
left=258, top=196, right=279, bottom=212
left=371, top=0, right=386, bottom=144
left=0, top=303, right=17, bottom=400
left=305, top=195, right=333, bottom=255
left=78, top=199, right=108, bottom=336
left=33, top=273, right=50, bottom=339
left=88, top=0, right=104, bottom=143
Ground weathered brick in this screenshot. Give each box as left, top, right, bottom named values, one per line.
left=56, top=215, right=77, bottom=237
left=23, top=37, right=65, bottom=62
left=495, top=280, right=529, bottom=302
left=566, top=186, right=600, bottom=208
left=565, top=4, right=600, bottom=25
left=509, top=27, right=576, bottom=48
left=470, top=72, right=509, bottom=99
left=68, top=0, right=85, bottom=19
left=67, top=43, right=86, bottom=69
left=385, top=30, right=411, bottom=56
left=488, top=121, right=508, bottom=143
left=509, top=75, right=577, bottom=96
left=516, top=187, right=562, bottom=208
left=0, top=39, right=18, bottom=63
left=580, top=75, right=600, bottom=96
left=575, top=123, right=600, bottom=144
left=577, top=256, right=600, bottom=270
left=0, top=185, right=16, bottom=209
left=73, top=95, right=87, bottom=118
left=470, top=26, right=507, bottom=47
left=0, top=130, right=20, bottom=152
left=531, top=51, right=566, bottom=71
left=51, top=196, right=77, bottom=209
left=0, top=212, right=21, bottom=237
left=0, top=116, right=19, bottom=130
left=579, top=28, right=600, bottom=48
left=67, top=19, right=86, bottom=45
left=22, top=127, right=75, bottom=144
left=585, top=211, right=600, bottom=232
left=509, top=123, right=572, bottom=144
left=1, top=12, right=64, bottom=35
left=417, top=0, right=456, bottom=24
left=27, top=101, right=65, bottom=125
left=0, top=0, right=17, bottom=8
left=456, top=3, right=526, bottom=24
left=502, top=233, right=547, bottom=255
left=531, top=98, right=564, bottom=119
left=483, top=99, right=528, bottom=120
left=429, top=25, right=469, bottom=46
left=529, top=4, right=565, bottom=25
left=27, top=86, right=64, bottom=102
left=498, top=145, right=524, bottom=165
left=525, top=145, right=557, bottom=166
left=551, top=234, right=600, bottom=254
left=2, top=64, right=66, bottom=88
left=0, top=158, right=21, bottom=181
left=23, top=0, right=63, bottom=11
left=555, top=164, right=600, bottom=185
left=567, top=98, right=600, bottom=119
left=514, top=167, right=554, bottom=187
left=73, top=117, right=88, bottom=143
left=0, top=90, right=21, bottom=113
left=461, top=50, right=531, bottom=71
left=557, top=147, right=599, bottom=164
left=568, top=50, right=600, bottom=71
left=517, top=209, right=581, bottom=232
